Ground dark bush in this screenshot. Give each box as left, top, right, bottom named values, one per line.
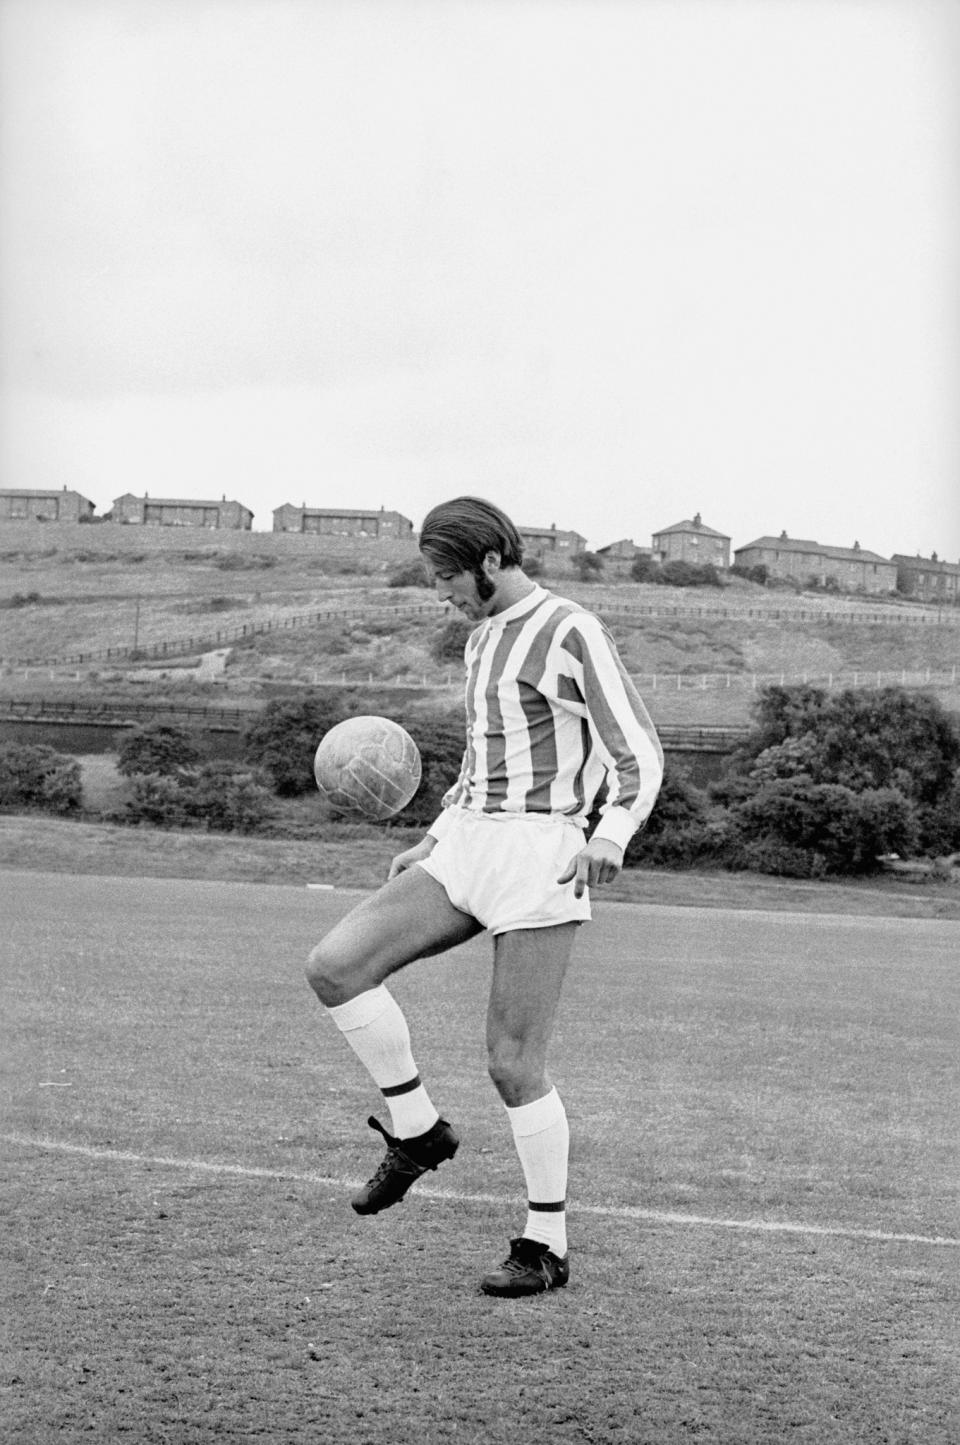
left=730, top=563, right=769, bottom=586
left=623, top=768, right=720, bottom=869
left=656, top=560, right=722, bottom=588
left=522, top=555, right=544, bottom=578
left=388, top=559, right=430, bottom=588
left=116, top=762, right=273, bottom=833
left=242, top=691, right=354, bottom=796
left=728, top=779, right=918, bottom=875
left=430, top=616, right=474, bottom=663
left=919, top=770, right=960, bottom=855
left=0, top=743, right=82, bottom=814
left=391, top=712, right=466, bottom=828
left=572, top=551, right=604, bottom=580
left=629, top=554, right=659, bottom=583
left=117, top=722, right=203, bottom=778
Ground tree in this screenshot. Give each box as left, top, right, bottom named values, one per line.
left=0, top=743, right=82, bottom=814
left=388, top=559, right=430, bottom=588
left=117, top=722, right=202, bottom=778
left=657, top=559, right=722, bottom=588
left=430, top=616, right=474, bottom=663
left=629, top=554, right=659, bottom=583
left=572, top=551, right=604, bottom=581
left=718, top=684, right=960, bottom=870
left=390, top=711, right=466, bottom=827
left=242, top=691, right=353, bottom=795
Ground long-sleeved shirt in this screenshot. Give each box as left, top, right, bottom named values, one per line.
left=429, top=585, right=664, bottom=850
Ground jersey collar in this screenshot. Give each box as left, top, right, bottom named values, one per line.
left=486, top=583, right=550, bottom=628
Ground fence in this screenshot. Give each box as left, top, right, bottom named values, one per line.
left=4, top=581, right=960, bottom=669
left=0, top=697, right=750, bottom=754
left=1, top=600, right=445, bottom=668
left=631, top=666, right=959, bottom=693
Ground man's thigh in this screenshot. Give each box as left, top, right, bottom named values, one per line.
left=310, top=862, right=483, bottom=1002
left=487, top=923, right=580, bottom=1052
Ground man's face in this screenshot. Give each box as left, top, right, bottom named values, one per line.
left=422, top=556, right=497, bottom=621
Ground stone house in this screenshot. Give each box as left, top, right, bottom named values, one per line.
left=0, top=486, right=96, bottom=523
left=272, top=505, right=413, bottom=538
left=734, top=533, right=897, bottom=594
left=110, top=494, right=253, bottom=529
left=652, top=513, right=730, bottom=568
left=893, top=553, right=960, bottom=605
left=518, top=523, right=587, bottom=559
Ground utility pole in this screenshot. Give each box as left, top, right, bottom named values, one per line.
left=133, top=597, right=141, bottom=653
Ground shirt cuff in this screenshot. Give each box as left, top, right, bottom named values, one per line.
left=590, top=805, right=640, bottom=852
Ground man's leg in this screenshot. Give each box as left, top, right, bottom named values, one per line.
left=481, top=923, right=579, bottom=1296
left=306, top=863, right=482, bottom=1212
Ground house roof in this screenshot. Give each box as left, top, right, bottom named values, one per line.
left=1, top=487, right=93, bottom=503
left=273, top=505, right=409, bottom=520
left=892, top=553, right=960, bottom=575
left=653, top=517, right=730, bottom=540
left=736, top=536, right=892, bottom=565
left=114, top=495, right=252, bottom=511
left=519, top=524, right=587, bottom=539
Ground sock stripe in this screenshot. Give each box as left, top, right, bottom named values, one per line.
left=528, top=1199, right=566, bottom=1213
left=380, top=1074, right=422, bottom=1099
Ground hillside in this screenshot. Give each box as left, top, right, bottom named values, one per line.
left=1, top=523, right=958, bottom=729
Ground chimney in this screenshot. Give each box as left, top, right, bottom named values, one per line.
left=693, top=512, right=701, bottom=526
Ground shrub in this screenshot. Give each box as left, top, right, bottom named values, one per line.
left=0, top=743, right=82, bottom=815
left=629, top=554, right=659, bottom=583
left=117, top=722, right=203, bottom=778
left=116, top=762, right=273, bottom=833
left=918, top=770, right=960, bottom=855
left=730, top=563, right=768, bottom=586
left=656, top=560, right=722, bottom=588
left=572, top=551, right=604, bottom=580
left=522, top=555, right=544, bottom=578
left=215, top=553, right=277, bottom=571
left=623, top=768, right=720, bottom=869
left=388, top=559, right=430, bottom=588
left=430, top=616, right=474, bottom=663
left=391, top=712, right=467, bottom=827
left=729, top=779, right=918, bottom=875
left=242, top=691, right=353, bottom=795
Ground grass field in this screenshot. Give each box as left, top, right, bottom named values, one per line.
left=2, top=868, right=958, bottom=1443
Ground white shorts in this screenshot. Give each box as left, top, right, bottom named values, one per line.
left=416, top=810, right=592, bottom=935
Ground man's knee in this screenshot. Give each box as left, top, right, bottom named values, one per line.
left=305, top=938, right=355, bottom=1007
left=487, top=1037, right=543, bottom=1107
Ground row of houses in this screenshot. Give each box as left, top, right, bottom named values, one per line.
left=1, top=487, right=957, bottom=603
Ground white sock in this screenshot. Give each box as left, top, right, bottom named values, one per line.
left=505, top=1086, right=569, bottom=1257
left=327, top=986, right=439, bottom=1140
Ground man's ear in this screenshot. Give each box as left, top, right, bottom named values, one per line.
left=481, top=549, right=502, bottom=579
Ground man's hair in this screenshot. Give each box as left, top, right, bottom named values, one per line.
left=419, top=496, right=524, bottom=573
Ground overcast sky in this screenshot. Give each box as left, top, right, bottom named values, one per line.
left=1, top=0, right=958, bottom=559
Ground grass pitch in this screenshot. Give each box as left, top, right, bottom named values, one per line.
left=2, top=871, right=958, bottom=1444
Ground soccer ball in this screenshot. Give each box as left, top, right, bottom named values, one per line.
left=313, top=715, right=422, bottom=821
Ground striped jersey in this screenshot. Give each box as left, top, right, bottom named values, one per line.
left=429, top=585, right=663, bottom=850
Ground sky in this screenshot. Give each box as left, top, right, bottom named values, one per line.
left=1, top=0, right=958, bottom=560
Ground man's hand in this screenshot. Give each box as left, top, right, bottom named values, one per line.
left=388, top=835, right=437, bottom=881
left=557, top=838, right=624, bottom=898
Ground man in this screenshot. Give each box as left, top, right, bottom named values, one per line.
left=306, top=497, right=663, bottom=1296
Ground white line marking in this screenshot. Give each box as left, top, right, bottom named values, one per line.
left=4, top=1133, right=958, bottom=1249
